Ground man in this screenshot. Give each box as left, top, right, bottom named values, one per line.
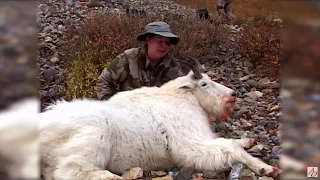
left=96, top=21, right=184, bottom=100
left=216, top=0, right=235, bottom=24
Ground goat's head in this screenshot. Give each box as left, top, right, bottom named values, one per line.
left=176, top=60, right=236, bottom=121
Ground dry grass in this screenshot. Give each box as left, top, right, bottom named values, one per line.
left=171, top=0, right=320, bottom=21
left=235, top=24, right=281, bottom=77
left=171, top=0, right=281, bottom=19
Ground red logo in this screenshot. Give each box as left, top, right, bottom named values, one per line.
left=307, top=167, right=318, bottom=178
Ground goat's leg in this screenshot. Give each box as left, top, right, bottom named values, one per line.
left=53, top=155, right=123, bottom=180
left=172, top=138, right=281, bottom=177
left=44, top=126, right=123, bottom=180
left=233, top=138, right=255, bottom=149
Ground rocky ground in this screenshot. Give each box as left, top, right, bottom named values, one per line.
left=37, top=0, right=284, bottom=180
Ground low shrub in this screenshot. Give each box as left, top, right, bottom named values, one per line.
left=235, top=22, right=281, bottom=77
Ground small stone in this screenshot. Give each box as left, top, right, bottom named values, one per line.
left=248, top=144, right=264, bottom=152
left=206, top=70, right=215, bottom=77
left=50, top=57, right=59, bottom=63
left=268, top=159, right=279, bottom=167
left=258, top=176, right=274, bottom=180
left=202, top=170, right=217, bottom=178
left=193, top=173, right=203, bottom=178
left=217, top=122, right=226, bottom=130
left=122, top=167, right=143, bottom=179
left=173, top=167, right=193, bottom=180
left=39, top=45, right=53, bottom=58
left=244, top=97, right=256, bottom=103
left=246, top=79, right=258, bottom=87
left=270, top=105, right=280, bottom=111
left=58, top=25, right=65, bottom=31
left=245, top=91, right=263, bottom=100
left=240, top=119, right=253, bottom=130
left=239, top=87, right=248, bottom=95
left=244, top=61, right=254, bottom=68
left=236, top=67, right=243, bottom=71
left=43, top=26, right=51, bottom=33
left=65, top=0, right=75, bottom=7
left=43, top=67, right=59, bottom=83
left=240, top=169, right=253, bottom=177
left=232, top=110, right=245, bottom=119
left=86, top=0, right=104, bottom=7
left=268, top=129, right=275, bottom=135
left=240, top=75, right=250, bottom=81
left=151, top=171, right=167, bottom=177
left=152, top=175, right=173, bottom=180
left=240, top=169, right=257, bottom=180
left=45, top=36, right=53, bottom=42
left=234, top=130, right=245, bottom=136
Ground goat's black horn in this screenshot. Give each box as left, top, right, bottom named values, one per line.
left=187, top=56, right=204, bottom=73
left=176, top=60, right=203, bottom=79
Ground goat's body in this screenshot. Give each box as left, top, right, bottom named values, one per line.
left=40, top=74, right=280, bottom=180
left=40, top=87, right=216, bottom=178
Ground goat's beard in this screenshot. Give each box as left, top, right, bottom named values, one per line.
left=201, top=97, right=236, bottom=121
left=218, top=103, right=236, bottom=121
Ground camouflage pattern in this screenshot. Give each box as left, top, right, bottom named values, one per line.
left=96, top=47, right=183, bottom=100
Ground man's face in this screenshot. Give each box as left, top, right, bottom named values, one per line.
left=146, top=35, right=171, bottom=61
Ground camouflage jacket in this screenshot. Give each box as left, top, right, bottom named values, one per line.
left=96, top=47, right=183, bottom=100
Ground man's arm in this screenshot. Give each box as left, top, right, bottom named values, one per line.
left=96, top=56, right=127, bottom=100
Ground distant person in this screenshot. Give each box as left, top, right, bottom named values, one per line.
left=96, top=21, right=184, bottom=100
left=216, top=0, right=235, bottom=24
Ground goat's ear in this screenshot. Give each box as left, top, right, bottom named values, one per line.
left=178, top=82, right=193, bottom=90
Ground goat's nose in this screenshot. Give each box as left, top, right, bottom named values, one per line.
left=231, top=91, right=237, bottom=97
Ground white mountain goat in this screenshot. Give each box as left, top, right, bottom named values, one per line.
left=39, top=62, right=281, bottom=180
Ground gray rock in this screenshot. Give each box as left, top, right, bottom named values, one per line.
left=50, top=57, right=59, bottom=63
left=245, top=91, right=263, bottom=100
left=240, top=75, right=250, bottom=81
left=58, top=25, right=65, bottom=31
left=258, top=176, right=274, bottom=180
left=39, top=45, right=53, bottom=58
left=202, top=170, right=218, bottom=178
left=43, top=26, right=51, bottom=33
left=173, top=167, right=193, bottom=180
left=244, top=97, right=256, bottom=103
left=65, top=0, right=75, bottom=7
left=43, top=67, right=59, bottom=83
left=243, top=61, right=254, bottom=68
left=246, top=79, right=258, bottom=87
left=206, top=70, right=215, bottom=77
left=248, top=144, right=264, bottom=153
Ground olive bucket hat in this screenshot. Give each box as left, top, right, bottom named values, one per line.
left=136, top=21, right=180, bottom=45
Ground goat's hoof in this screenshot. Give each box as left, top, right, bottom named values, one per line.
left=259, top=166, right=282, bottom=177
left=268, top=167, right=282, bottom=177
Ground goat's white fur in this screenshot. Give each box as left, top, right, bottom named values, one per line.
left=0, top=98, right=39, bottom=179
left=39, top=71, right=279, bottom=180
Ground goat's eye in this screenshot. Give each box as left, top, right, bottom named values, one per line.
left=201, top=83, right=207, bottom=87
